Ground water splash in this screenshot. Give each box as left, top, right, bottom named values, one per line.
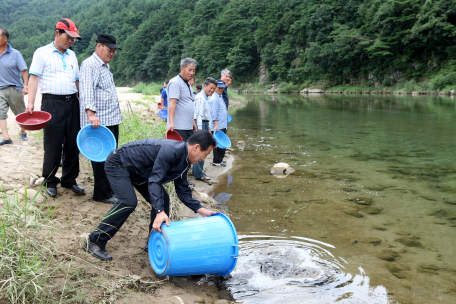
left=222, top=235, right=390, bottom=304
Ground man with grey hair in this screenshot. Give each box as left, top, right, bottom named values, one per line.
left=0, top=28, right=29, bottom=145
left=220, top=69, right=232, bottom=109
left=167, top=58, right=197, bottom=141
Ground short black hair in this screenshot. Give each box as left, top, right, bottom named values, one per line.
left=188, top=130, right=216, bottom=151
left=165, top=81, right=169, bottom=84
left=55, top=28, right=66, bottom=35
left=0, top=28, right=9, bottom=39
left=196, top=84, right=202, bottom=90
left=204, top=77, right=217, bottom=86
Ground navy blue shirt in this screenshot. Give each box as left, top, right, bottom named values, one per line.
left=117, top=138, right=202, bottom=213
left=222, top=86, right=229, bottom=109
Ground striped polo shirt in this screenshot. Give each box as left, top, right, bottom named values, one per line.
left=29, top=42, right=79, bottom=95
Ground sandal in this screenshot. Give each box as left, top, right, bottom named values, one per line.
left=196, top=176, right=212, bottom=184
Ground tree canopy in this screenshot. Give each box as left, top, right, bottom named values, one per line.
left=1, top=0, right=455, bottom=85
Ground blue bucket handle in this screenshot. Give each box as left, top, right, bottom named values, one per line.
left=232, top=244, right=239, bottom=258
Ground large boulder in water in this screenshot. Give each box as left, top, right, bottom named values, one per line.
left=271, top=163, right=295, bottom=178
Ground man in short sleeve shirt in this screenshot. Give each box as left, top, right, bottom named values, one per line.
left=166, top=58, right=198, bottom=142
left=0, top=28, right=29, bottom=145
left=26, top=18, right=84, bottom=198
left=79, top=34, right=122, bottom=204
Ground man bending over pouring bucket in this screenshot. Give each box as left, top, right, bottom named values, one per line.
left=83, top=131, right=217, bottom=261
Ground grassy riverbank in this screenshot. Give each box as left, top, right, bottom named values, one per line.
left=0, top=110, right=183, bottom=303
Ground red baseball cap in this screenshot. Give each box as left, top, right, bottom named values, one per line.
left=55, top=18, right=81, bottom=41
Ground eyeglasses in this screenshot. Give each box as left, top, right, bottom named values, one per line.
left=103, top=45, right=117, bottom=54
left=65, top=34, right=77, bottom=41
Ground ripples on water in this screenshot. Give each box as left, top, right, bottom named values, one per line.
left=209, top=94, right=456, bottom=303
left=221, top=235, right=389, bottom=303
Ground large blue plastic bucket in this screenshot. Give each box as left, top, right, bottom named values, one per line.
left=77, top=125, right=116, bottom=162
left=148, top=213, right=239, bottom=277
left=213, top=130, right=231, bottom=149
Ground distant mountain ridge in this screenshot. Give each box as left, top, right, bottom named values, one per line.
left=1, top=0, right=455, bottom=86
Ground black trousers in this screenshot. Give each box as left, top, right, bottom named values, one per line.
left=213, top=128, right=227, bottom=163
left=91, top=125, right=119, bottom=201
left=89, top=151, right=170, bottom=249
left=175, top=129, right=194, bottom=142
left=41, top=94, right=80, bottom=188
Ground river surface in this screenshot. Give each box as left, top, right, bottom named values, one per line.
left=210, top=93, right=456, bottom=304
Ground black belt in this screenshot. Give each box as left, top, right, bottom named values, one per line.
left=42, top=93, right=77, bottom=101
left=202, top=120, right=209, bottom=122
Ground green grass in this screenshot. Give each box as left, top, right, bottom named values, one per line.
left=119, top=110, right=166, bottom=146
left=325, top=84, right=379, bottom=92
left=0, top=185, right=64, bottom=303
left=129, top=82, right=162, bottom=95
left=276, top=82, right=302, bottom=92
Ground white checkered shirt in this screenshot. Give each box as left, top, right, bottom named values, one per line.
left=79, top=53, right=122, bottom=127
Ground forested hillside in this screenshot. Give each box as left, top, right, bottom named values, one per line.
left=1, top=0, right=455, bottom=87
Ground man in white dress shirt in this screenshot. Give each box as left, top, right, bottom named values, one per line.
left=26, top=18, right=83, bottom=198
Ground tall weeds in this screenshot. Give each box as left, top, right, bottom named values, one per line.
left=0, top=186, right=62, bottom=303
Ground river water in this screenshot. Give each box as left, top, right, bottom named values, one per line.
left=210, top=93, right=456, bottom=304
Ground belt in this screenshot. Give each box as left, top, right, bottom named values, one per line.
left=42, top=93, right=77, bottom=101
left=202, top=120, right=209, bottom=122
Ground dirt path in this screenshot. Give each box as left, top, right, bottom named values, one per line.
left=0, top=88, right=237, bottom=303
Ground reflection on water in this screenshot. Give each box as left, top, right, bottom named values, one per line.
left=225, top=236, right=390, bottom=303
left=214, top=94, right=456, bottom=304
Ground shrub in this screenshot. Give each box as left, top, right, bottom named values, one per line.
left=431, top=72, right=456, bottom=91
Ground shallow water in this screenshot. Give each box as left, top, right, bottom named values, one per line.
left=211, top=94, right=456, bottom=304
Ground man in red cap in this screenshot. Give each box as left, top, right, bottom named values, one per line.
left=26, top=18, right=84, bottom=198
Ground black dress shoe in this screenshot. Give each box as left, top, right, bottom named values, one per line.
left=83, top=239, right=112, bottom=261
left=46, top=187, right=57, bottom=198
left=63, top=184, right=85, bottom=194
left=98, top=195, right=118, bottom=204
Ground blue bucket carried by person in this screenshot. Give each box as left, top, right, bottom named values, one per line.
left=213, top=130, right=231, bottom=149
left=159, top=109, right=168, bottom=119
left=77, top=125, right=116, bottom=162
left=148, top=213, right=239, bottom=277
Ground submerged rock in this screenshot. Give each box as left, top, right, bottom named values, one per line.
left=385, top=263, right=410, bottom=279
left=396, top=237, right=424, bottom=248
left=359, top=237, right=382, bottom=244
left=377, top=250, right=400, bottom=261
left=270, top=163, right=295, bottom=178
left=343, top=211, right=364, bottom=218
left=372, top=225, right=387, bottom=231
left=347, top=197, right=373, bottom=205
left=359, top=206, right=382, bottom=214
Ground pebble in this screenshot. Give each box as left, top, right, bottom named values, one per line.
left=30, top=176, right=37, bottom=186
left=359, top=237, right=382, bottom=244
left=444, top=200, right=456, bottom=205
left=372, top=225, right=387, bottom=231
left=194, top=297, right=205, bottom=303
left=19, top=150, right=30, bottom=157
left=34, top=177, right=45, bottom=186
left=214, top=300, right=230, bottom=304
left=0, top=184, right=15, bottom=192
